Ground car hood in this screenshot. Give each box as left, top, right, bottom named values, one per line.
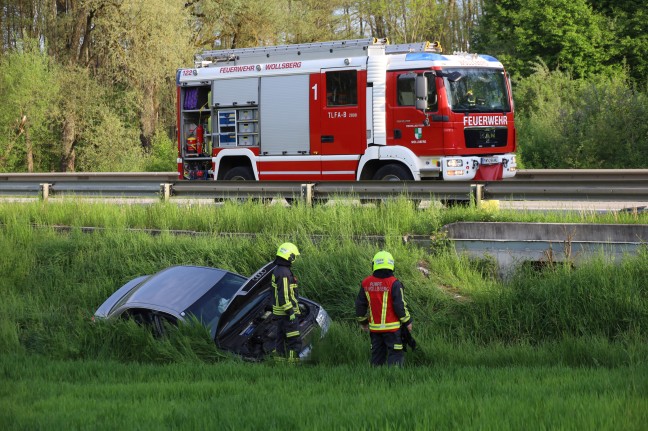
left=215, top=260, right=276, bottom=337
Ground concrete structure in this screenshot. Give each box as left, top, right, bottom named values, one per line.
left=442, top=222, right=648, bottom=278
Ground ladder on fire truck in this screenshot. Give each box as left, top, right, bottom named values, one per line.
left=197, top=38, right=389, bottom=67
left=385, top=41, right=443, bottom=54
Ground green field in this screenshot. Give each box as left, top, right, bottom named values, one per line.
left=1, top=200, right=646, bottom=430
left=3, top=354, right=645, bottom=430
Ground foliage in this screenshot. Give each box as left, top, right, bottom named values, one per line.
left=475, top=0, right=612, bottom=79
left=0, top=1, right=647, bottom=171
left=0, top=41, right=60, bottom=172
left=89, top=0, right=193, bottom=148
left=513, top=64, right=648, bottom=168
left=55, top=65, right=145, bottom=172
left=586, top=0, right=648, bottom=84
left=144, top=129, right=179, bottom=172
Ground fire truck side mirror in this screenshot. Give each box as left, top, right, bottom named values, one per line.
left=415, top=75, right=428, bottom=111
left=447, top=71, right=463, bottom=82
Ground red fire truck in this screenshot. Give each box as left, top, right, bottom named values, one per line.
left=176, top=38, right=516, bottom=181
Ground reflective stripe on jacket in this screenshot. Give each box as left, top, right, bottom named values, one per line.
left=360, top=275, right=401, bottom=332
left=272, top=262, right=300, bottom=317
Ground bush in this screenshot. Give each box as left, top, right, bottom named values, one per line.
left=144, top=129, right=177, bottom=172
left=514, top=63, right=648, bottom=168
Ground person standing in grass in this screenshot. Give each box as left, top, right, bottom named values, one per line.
left=355, top=251, right=412, bottom=367
left=271, top=242, right=302, bottom=363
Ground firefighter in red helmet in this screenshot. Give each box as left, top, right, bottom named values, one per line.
left=355, top=251, right=412, bottom=366
left=271, top=242, right=302, bottom=362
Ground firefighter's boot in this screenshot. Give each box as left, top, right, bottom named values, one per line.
left=288, top=350, right=301, bottom=365
left=270, top=350, right=286, bottom=363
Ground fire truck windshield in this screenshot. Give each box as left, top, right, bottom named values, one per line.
left=444, top=68, right=511, bottom=113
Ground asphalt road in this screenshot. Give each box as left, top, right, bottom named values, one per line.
left=497, top=200, right=648, bottom=213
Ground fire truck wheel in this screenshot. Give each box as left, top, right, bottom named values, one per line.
left=373, top=164, right=414, bottom=181
left=218, top=166, right=271, bottom=204
left=223, top=166, right=254, bottom=181
left=366, top=164, right=419, bottom=208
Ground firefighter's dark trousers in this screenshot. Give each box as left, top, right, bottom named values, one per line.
left=370, top=330, right=404, bottom=366
left=274, top=315, right=302, bottom=359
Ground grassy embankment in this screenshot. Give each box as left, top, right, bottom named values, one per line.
left=1, top=200, right=646, bottom=429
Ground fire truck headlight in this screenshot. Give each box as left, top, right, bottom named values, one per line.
left=446, top=159, right=463, bottom=168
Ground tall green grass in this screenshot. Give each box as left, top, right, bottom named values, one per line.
left=1, top=198, right=646, bottom=236
left=2, top=353, right=646, bottom=430
left=1, top=200, right=647, bottom=430
left=0, top=200, right=646, bottom=367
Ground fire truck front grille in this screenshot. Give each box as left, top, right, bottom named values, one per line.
left=464, top=128, right=508, bottom=149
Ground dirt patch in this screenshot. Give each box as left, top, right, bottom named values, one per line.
left=437, top=284, right=471, bottom=302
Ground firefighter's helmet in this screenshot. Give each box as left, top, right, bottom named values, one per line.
left=372, top=251, right=395, bottom=271
left=277, top=242, right=300, bottom=262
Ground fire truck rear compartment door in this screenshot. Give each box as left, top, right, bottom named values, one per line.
left=212, top=78, right=259, bottom=107
left=260, top=75, right=310, bottom=155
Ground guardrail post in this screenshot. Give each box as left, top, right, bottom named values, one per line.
left=470, top=184, right=484, bottom=207
left=160, top=183, right=172, bottom=202
left=301, top=183, right=313, bottom=206
left=39, top=183, right=51, bottom=201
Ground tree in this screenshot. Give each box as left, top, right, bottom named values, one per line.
left=586, top=0, right=648, bottom=84
left=0, top=42, right=59, bottom=172
left=514, top=63, right=648, bottom=168
left=89, top=0, right=193, bottom=151
left=475, top=0, right=608, bottom=79
left=338, top=0, right=481, bottom=52
left=54, top=65, right=144, bottom=172
left=187, top=0, right=348, bottom=49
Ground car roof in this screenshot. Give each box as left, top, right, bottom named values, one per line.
left=118, top=265, right=238, bottom=314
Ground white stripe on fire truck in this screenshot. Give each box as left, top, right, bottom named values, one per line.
left=256, top=155, right=360, bottom=162
left=322, top=171, right=355, bottom=175
left=262, top=170, right=355, bottom=176
left=262, top=171, right=320, bottom=175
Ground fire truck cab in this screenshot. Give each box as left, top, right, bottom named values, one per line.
left=176, top=38, right=516, bottom=181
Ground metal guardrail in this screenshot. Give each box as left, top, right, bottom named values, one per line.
left=512, top=169, right=648, bottom=181
left=0, top=172, right=179, bottom=182
left=1, top=170, right=647, bottom=204
left=170, top=181, right=305, bottom=200
left=483, top=181, right=648, bottom=201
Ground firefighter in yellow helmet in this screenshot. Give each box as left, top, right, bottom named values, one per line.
left=271, top=242, right=302, bottom=362
left=355, top=251, right=412, bottom=366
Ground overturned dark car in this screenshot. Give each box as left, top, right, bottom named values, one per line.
left=94, top=262, right=331, bottom=360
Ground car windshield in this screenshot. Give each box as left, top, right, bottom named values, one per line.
left=183, top=272, right=246, bottom=331
left=444, top=68, right=511, bottom=113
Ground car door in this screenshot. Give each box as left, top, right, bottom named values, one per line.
left=316, top=68, right=365, bottom=179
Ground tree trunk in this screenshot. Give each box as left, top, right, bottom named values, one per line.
left=77, top=9, right=94, bottom=65
left=139, top=82, right=158, bottom=151
left=69, top=3, right=88, bottom=65
left=0, top=0, right=4, bottom=56
left=25, top=123, right=34, bottom=173
left=61, top=115, right=76, bottom=172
